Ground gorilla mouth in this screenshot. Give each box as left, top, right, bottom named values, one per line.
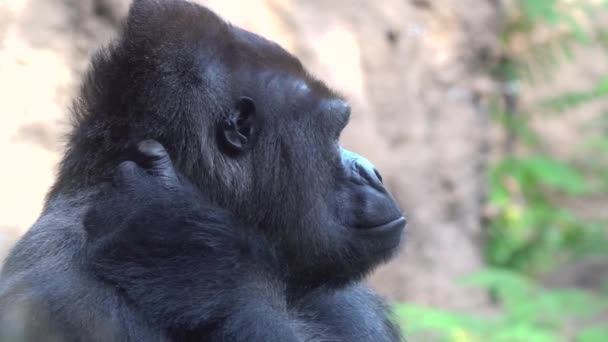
left=351, top=216, right=406, bottom=254
left=356, top=216, right=406, bottom=233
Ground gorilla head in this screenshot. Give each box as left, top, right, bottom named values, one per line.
left=54, top=0, right=405, bottom=289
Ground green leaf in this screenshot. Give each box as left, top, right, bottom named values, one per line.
left=578, top=325, right=608, bottom=342
left=539, top=78, right=608, bottom=112
left=595, top=77, right=608, bottom=95
left=524, top=157, right=586, bottom=194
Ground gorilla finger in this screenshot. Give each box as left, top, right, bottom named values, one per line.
left=114, top=160, right=144, bottom=188
left=136, top=139, right=178, bottom=184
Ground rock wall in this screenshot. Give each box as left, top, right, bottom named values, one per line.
left=0, top=0, right=501, bottom=309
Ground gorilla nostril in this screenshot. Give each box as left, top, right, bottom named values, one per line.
left=374, top=169, right=383, bottom=183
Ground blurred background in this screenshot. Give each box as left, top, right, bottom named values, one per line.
left=1, top=0, right=608, bottom=340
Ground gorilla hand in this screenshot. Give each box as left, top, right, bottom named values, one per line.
left=129, top=139, right=180, bottom=188
left=84, top=139, right=196, bottom=241
left=84, top=140, right=298, bottom=341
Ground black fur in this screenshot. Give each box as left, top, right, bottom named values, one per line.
left=0, top=0, right=406, bottom=340
left=84, top=143, right=293, bottom=340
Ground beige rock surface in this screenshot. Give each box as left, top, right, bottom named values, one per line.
left=0, top=0, right=500, bottom=309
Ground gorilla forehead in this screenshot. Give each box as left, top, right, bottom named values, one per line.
left=128, top=1, right=302, bottom=76
left=125, top=0, right=344, bottom=123
left=224, top=28, right=341, bottom=106
left=227, top=26, right=303, bottom=72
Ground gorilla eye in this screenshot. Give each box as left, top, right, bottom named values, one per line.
left=218, top=97, right=257, bottom=155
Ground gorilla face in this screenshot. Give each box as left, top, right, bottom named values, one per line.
left=206, top=29, right=406, bottom=287
left=66, top=0, right=405, bottom=288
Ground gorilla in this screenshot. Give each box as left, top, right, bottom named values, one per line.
left=0, top=0, right=406, bottom=341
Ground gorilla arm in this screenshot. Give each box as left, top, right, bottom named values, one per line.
left=84, top=141, right=299, bottom=341
left=84, top=141, right=401, bottom=341
left=294, top=285, right=402, bottom=341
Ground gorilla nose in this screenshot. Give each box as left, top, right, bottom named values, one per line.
left=340, top=147, right=383, bottom=186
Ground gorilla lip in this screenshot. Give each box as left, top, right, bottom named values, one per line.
left=357, top=216, right=406, bottom=233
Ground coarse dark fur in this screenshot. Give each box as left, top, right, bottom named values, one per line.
left=0, top=0, right=406, bottom=341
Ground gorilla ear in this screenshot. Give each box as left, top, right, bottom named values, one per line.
left=218, top=97, right=257, bottom=156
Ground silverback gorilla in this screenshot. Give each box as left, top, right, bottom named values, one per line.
left=0, top=0, right=406, bottom=341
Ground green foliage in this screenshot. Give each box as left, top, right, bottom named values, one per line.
left=539, top=77, right=608, bottom=112
left=486, top=0, right=608, bottom=273
left=394, top=270, right=608, bottom=342
left=496, top=0, right=605, bottom=83
left=578, top=326, right=608, bottom=342
left=518, top=0, right=590, bottom=42
left=491, top=157, right=586, bottom=196
left=396, top=1, right=608, bottom=341
left=486, top=156, right=598, bottom=271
